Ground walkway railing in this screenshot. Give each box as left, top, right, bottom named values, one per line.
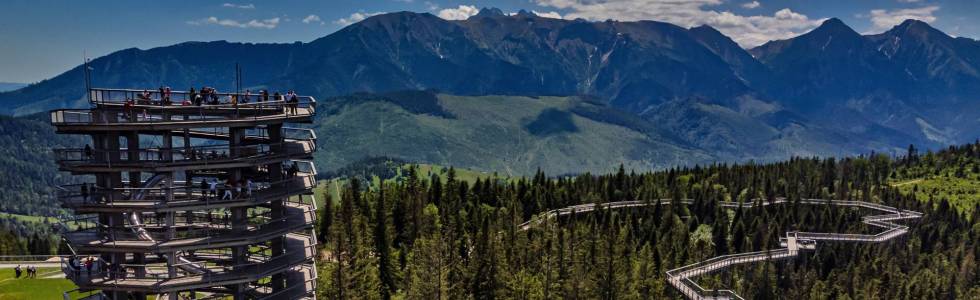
left=55, top=171, right=316, bottom=208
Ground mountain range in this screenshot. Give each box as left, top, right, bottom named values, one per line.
left=2, top=8, right=979, bottom=174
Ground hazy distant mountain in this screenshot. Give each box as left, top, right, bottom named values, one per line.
left=751, top=18, right=980, bottom=145
left=0, top=10, right=977, bottom=170
left=0, top=82, right=26, bottom=92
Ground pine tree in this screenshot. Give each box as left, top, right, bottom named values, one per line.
left=374, top=183, right=396, bottom=299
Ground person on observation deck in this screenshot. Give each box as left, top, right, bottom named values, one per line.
left=273, top=91, right=283, bottom=112
left=200, top=87, right=209, bottom=104
left=189, top=87, right=197, bottom=104
left=157, top=86, right=165, bottom=105
left=222, top=178, right=234, bottom=200
left=210, top=88, right=220, bottom=104
left=124, top=98, right=135, bottom=119
left=208, top=178, right=219, bottom=199
left=246, top=178, right=254, bottom=197
left=80, top=183, right=90, bottom=202
left=287, top=90, right=299, bottom=115
left=233, top=180, right=242, bottom=198
left=137, top=90, right=151, bottom=105
left=261, top=90, right=269, bottom=102
left=84, top=258, right=93, bottom=277
left=163, top=87, right=172, bottom=106
left=83, top=144, right=93, bottom=159
left=200, top=179, right=209, bottom=200
left=242, top=90, right=251, bottom=104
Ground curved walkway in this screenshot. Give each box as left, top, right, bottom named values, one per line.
left=519, top=198, right=922, bottom=300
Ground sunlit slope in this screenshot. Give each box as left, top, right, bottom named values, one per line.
left=313, top=93, right=712, bottom=176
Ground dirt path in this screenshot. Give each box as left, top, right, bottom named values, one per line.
left=892, top=179, right=923, bottom=187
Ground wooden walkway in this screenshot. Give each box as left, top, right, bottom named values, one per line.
left=519, top=198, right=922, bottom=299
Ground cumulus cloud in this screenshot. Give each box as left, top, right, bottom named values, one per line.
left=533, top=10, right=563, bottom=19
left=187, top=16, right=279, bottom=29
left=741, top=1, right=760, bottom=9
left=302, top=14, right=323, bottom=25
left=867, top=6, right=939, bottom=32
left=333, top=12, right=385, bottom=26
left=534, top=0, right=824, bottom=47
left=437, top=5, right=480, bottom=20
left=424, top=1, right=439, bottom=11
left=222, top=3, right=255, bottom=9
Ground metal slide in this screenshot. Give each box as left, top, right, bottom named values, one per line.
left=123, top=174, right=208, bottom=300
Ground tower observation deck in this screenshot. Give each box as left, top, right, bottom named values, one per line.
left=51, top=88, right=319, bottom=300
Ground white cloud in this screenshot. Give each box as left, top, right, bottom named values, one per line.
left=187, top=16, right=279, bottom=29
left=437, top=5, right=480, bottom=20
left=897, top=0, right=921, bottom=3
left=424, top=1, right=439, bottom=11
left=302, top=14, right=323, bottom=25
left=534, top=0, right=824, bottom=47
left=866, top=6, right=939, bottom=32
left=333, top=12, right=385, bottom=26
left=533, top=10, right=563, bottom=19
left=741, top=1, right=760, bottom=9
left=222, top=3, right=255, bottom=9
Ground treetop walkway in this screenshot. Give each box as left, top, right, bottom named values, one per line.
left=519, top=198, right=922, bottom=299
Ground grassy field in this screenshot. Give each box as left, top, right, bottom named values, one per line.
left=0, top=267, right=86, bottom=300
left=0, top=212, right=59, bottom=224
left=889, top=155, right=980, bottom=217
left=891, top=175, right=980, bottom=216
left=315, top=163, right=505, bottom=209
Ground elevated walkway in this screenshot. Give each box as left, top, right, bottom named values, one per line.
left=58, top=172, right=316, bottom=213
left=65, top=234, right=315, bottom=294
left=55, top=139, right=315, bottom=173
left=520, top=198, right=922, bottom=300
left=64, top=202, right=314, bottom=253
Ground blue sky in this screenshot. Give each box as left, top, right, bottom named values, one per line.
left=1, top=0, right=976, bottom=83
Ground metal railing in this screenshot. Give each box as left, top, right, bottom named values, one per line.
left=51, top=89, right=316, bottom=126
left=53, top=140, right=313, bottom=167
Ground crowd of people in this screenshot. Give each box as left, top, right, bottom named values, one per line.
left=200, top=177, right=256, bottom=201
left=123, top=86, right=302, bottom=115
left=197, top=163, right=301, bottom=201
left=65, top=256, right=97, bottom=279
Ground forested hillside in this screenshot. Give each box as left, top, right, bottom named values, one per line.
left=315, top=142, right=980, bottom=299
left=0, top=113, right=83, bottom=216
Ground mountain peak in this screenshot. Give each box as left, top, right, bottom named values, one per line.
left=887, top=19, right=949, bottom=39
left=897, top=19, right=930, bottom=29
left=515, top=9, right=536, bottom=17
left=691, top=24, right=723, bottom=35
left=476, top=7, right=505, bottom=17
left=813, top=18, right=857, bottom=35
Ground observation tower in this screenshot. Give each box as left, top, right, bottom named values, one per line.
left=51, top=88, right=319, bottom=300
